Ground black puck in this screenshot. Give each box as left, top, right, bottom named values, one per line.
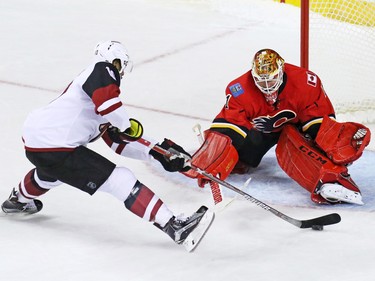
left=312, top=225, right=324, bottom=231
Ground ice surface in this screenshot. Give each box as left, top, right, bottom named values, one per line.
left=1, top=1, right=374, bottom=281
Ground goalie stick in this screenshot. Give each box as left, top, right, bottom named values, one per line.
left=138, top=137, right=341, bottom=229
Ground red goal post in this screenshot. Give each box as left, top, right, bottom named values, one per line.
left=279, top=0, right=375, bottom=124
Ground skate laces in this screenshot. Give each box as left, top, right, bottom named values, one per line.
left=173, top=214, right=190, bottom=226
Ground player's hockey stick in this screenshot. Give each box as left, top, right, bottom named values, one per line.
left=138, top=137, right=341, bottom=229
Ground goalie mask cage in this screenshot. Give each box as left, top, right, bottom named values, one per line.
left=299, top=0, right=375, bottom=124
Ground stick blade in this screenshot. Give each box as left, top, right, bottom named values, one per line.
left=300, top=213, right=341, bottom=229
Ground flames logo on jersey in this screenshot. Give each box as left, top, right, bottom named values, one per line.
left=252, top=110, right=297, bottom=133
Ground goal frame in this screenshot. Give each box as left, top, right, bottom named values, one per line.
left=300, top=0, right=309, bottom=68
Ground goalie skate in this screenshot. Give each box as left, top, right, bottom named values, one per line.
left=318, top=183, right=364, bottom=205
left=1, top=188, right=43, bottom=215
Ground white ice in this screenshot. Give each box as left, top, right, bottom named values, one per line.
left=1, top=1, right=374, bottom=281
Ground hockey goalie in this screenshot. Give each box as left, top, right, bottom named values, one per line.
left=186, top=49, right=371, bottom=205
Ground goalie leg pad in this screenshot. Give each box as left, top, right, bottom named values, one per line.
left=183, top=130, right=238, bottom=182
left=315, top=115, right=371, bottom=165
left=276, top=125, right=361, bottom=204
left=276, top=125, right=331, bottom=193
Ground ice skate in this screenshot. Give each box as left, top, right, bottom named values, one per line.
left=1, top=188, right=43, bottom=214
left=318, top=183, right=364, bottom=205
left=155, top=205, right=214, bottom=252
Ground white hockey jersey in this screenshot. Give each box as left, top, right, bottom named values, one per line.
left=22, top=61, right=152, bottom=160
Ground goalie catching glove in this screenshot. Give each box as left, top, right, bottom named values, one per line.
left=107, top=118, right=143, bottom=143
left=149, top=139, right=192, bottom=172
left=315, top=115, right=371, bottom=165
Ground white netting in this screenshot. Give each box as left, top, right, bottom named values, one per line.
left=309, top=0, right=375, bottom=123
left=156, top=0, right=375, bottom=123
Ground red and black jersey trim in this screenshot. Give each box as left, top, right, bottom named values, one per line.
left=24, top=146, right=75, bottom=152
left=301, top=113, right=336, bottom=140
left=210, top=118, right=248, bottom=151
left=82, top=62, right=120, bottom=98
left=82, top=62, right=122, bottom=115
left=101, top=131, right=127, bottom=154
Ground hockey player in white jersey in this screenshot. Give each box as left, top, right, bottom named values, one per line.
left=1, top=41, right=213, bottom=251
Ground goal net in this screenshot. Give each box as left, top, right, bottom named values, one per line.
left=305, top=0, right=375, bottom=123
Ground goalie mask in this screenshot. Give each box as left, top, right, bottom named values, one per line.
left=94, top=40, right=133, bottom=77
left=251, top=49, right=285, bottom=105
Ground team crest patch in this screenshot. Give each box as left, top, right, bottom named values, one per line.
left=229, top=83, right=244, bottom=97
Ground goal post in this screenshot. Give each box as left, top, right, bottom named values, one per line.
left=300, top=0, right=309, bottom=68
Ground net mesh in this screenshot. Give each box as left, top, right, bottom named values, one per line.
left=309, top=0, right=375, bottom=123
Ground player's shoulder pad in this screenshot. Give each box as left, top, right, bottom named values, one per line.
left=93, top=62, right=121, bottom=84
left=82, top=62, right=121, bottom=97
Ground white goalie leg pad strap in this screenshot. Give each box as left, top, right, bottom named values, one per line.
left=318, top=183, right=364, bottom=205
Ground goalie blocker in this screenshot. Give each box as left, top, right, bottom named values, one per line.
left=276, top=116, right=370, bottom=205
left=183, top=130, right=238, bottom=187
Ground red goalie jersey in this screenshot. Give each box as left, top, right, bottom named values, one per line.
left=190, top=49, right=370, bottom=205
left=211, top=63, right=335, bottom=146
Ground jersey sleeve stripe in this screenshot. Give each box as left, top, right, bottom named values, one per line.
left=97, top=97, right=123, bottom=116
left=210, top=122, right=247, bottom=138
left=302, top=115, right=335, bottom=132
left=102, top=133, right=127, bottom=154
left=115, top=143, right=126, bottom=154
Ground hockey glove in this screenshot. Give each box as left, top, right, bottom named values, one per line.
left=149, top=138, right=192, bottom=172
left=315, top=116, right=371, bottom=165
left=107, top=118, right=143, bottom=143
